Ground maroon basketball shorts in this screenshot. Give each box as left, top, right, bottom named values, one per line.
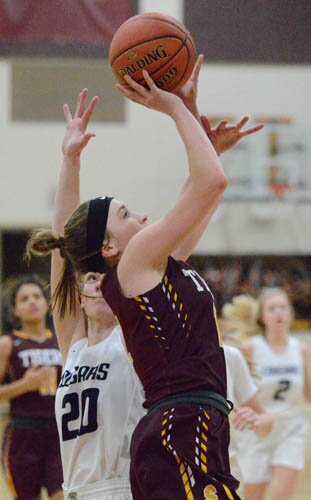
left=130, top=403, right=240, bottom=500
left=1, top=422, right=63, bottom=500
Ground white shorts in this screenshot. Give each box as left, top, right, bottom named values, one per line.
left=237, top=414, right=309, bottom=483
left=63, top=477, right=132, bottom=500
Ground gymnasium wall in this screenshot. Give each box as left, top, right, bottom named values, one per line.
left=0, top=0, right=310, bottom=254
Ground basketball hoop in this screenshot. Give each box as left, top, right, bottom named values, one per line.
left=269, top=183, right=295, bottom=197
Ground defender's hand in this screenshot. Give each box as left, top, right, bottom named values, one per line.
left=174, top=54, right=204, bottom=116
left=62, top=88, right=99, bottom=159
left=201, top=115, right=264, bottom=155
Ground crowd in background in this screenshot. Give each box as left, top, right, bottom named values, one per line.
left=189, top=255, right=311, bottom=321
left=1, top=255, right=310, bottom=334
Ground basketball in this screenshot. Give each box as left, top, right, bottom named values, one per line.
left=109, top=12, right=197, bottom=92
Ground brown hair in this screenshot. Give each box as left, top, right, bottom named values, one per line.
left=26, top=201, right=91, bottom=317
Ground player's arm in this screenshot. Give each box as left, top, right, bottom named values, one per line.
left=116, top=72, right=227, bottom=294
left=52, top=89, right=99, bottom=359
left=301, top=342, right=311, bottom=402
left=0, top=336, right=51, bottom=399
left=172, top=57, right=263, bottom=260
left=172, top=115, right=264, bottom=261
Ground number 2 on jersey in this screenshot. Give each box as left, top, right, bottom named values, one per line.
left=273, top=379, right=291, bottom=401
left=62, top=388, right=99, bottom=441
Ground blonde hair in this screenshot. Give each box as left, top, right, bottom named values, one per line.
left=221, top=294, right=260, bottom=377
left=221, top=294, right=260, bottom=345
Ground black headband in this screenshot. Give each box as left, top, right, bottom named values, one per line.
left=85, top=196, right=113, bottom=272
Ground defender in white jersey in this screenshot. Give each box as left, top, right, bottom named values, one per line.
left=45, top=91, right=145, bottom=499
left=224, top=344, right=273, bottom=482
left=239, top=288, right=311, bottom=500
left=55, top=325, right=144, bottom=498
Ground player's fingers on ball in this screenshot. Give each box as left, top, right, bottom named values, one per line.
left=198, top=53, right=204, bottom=65
left=115, top=84, right=132, bottom=99
left=116, top=83, right=132, bottom=95
left=116, top=84, right=144, bottom=104
left=116, top=84, right=136, bottom=100
left=63, top=104, right=72, bottom=123
left=192, top=54, right=204, bottom=79
left=124, top=74, right=150, bottom=97
left=142, top=70, right=158, bottom=91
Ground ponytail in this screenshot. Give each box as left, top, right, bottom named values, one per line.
left=26, top=199, right=111, bottom=318
left=26, top=228, right=80, bottom=317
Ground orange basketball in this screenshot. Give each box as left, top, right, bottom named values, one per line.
left=109, top=12, right=197, bottom=92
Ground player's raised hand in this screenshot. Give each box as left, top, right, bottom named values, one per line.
left=173, top=54, right=204, bottom=117
left=116, top=70, right=183, bottom=116
left=201, top=115, right=264, bottom=155
left=62, top=88, right=99, bottom=159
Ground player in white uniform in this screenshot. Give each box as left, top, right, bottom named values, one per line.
left=49, top=91, right=145, bottom=499
left=224, top=344, right=273, bottom=483
left=55, top=323, right=144, bottom=498
left=239, top=288, right=311, bottom=500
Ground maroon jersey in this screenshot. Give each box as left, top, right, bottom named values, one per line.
left=9, top=329, right=62, bottom=419
left=101, top=256, right=227, bottom=408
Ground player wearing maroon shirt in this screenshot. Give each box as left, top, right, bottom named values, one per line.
left=101, top=255, right=236, bottom=498
left=0, top=276, right=63, bottom=500
left=27, top=64, right=263, bottom=499
left=101, top=256, right=226, bottom=407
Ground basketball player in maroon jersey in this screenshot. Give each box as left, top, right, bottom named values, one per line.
left=27, top=63, right=263, bottom=498
left=0, top=276, right=63, bottom=499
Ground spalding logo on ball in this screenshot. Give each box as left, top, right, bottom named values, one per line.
left=109, top=12, right=197, bottom=92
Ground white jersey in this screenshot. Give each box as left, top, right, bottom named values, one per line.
left=251, top=334, right=305, bottom=419
left=224, top=344, right=257, bottom=481
left=55, top=326, right=145, bottom=491
left=224, top=345, right=257, bottom=407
